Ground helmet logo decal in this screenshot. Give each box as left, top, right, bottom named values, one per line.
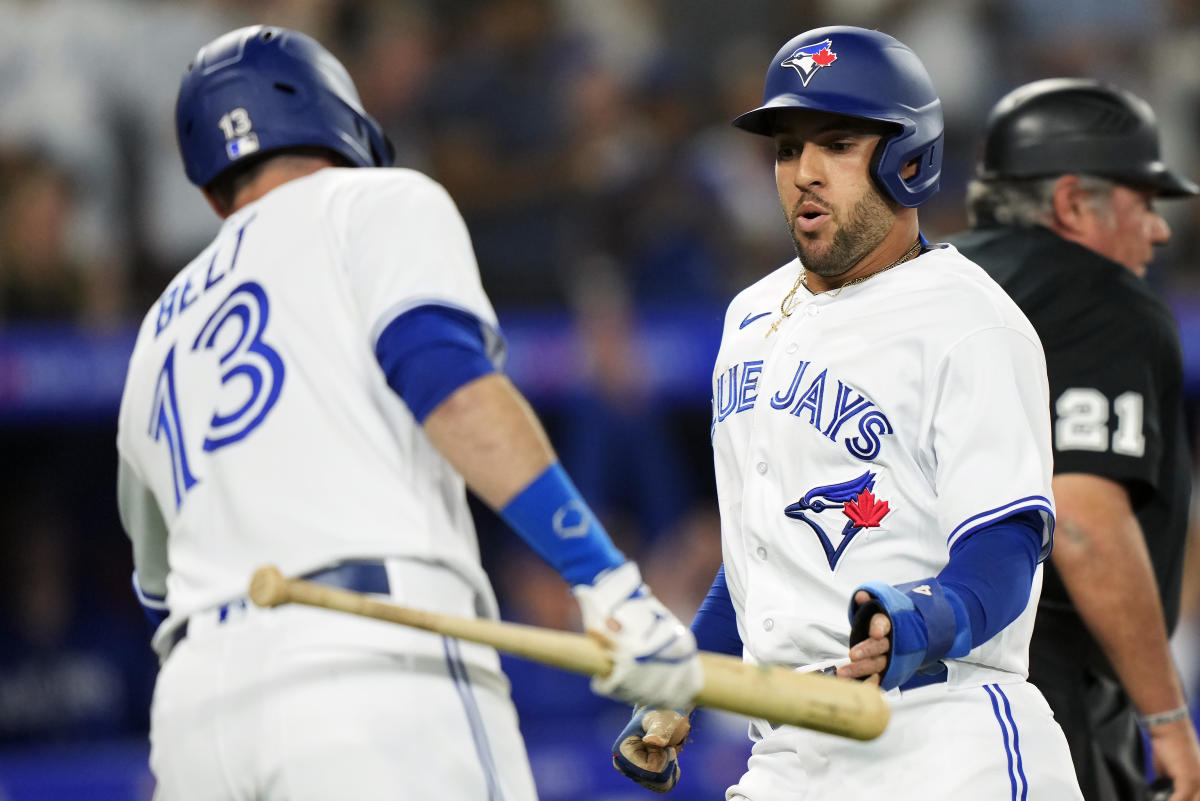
left=780, top=39, right=838, bottom=87
left=218, top=108, right=260, bottom=162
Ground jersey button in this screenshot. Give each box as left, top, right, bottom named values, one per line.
left=756, top=461, right=768, bottom=475
left=805, top=305, right=820, bottom=317
left=785, top=342, right=798, bottom=354
left=763, top=618, right=775, bottom=631
left=756, top=546, right=767, bottom=560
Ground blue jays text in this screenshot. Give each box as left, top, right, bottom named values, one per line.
left=713, top=359, right=893, bottom=460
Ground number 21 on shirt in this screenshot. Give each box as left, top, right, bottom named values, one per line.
left=1054, top=387, right=1145, bottom=457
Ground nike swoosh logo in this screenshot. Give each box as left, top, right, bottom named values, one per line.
left=739, top=312, right=771, bottom=329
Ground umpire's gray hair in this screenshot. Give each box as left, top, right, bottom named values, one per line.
left=966, top=175, right=1117, bottom=228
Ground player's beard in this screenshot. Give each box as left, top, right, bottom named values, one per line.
left=787, top=185, right=894, bottom=279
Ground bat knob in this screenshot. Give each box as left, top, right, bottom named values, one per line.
left=249, top=565, right=290, bottom=608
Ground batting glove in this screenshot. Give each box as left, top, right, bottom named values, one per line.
left=612, top=706, right=691, bottom=793
left=848, top=579, right=970, bottom=691
left=573, top=562, right=703, bottom=710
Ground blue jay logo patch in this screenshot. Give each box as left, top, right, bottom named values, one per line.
left=785, top=470, right=890, bottom=569
left=780, top=39, right=838, bottom=87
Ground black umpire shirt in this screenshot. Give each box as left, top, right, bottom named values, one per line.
left=952, top=223, right=1191, bottom=676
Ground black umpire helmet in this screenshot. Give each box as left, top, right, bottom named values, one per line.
left=977, top=78, right=1198, bottom=197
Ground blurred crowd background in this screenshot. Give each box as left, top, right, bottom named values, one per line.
left=2, top=0, right=1200, bottom=798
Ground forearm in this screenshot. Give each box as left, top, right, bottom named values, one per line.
left=1052, top=509, right=1187, bottom=718
left=1053, top=478, right=1200, bottom=801
left=841, top=511, right=1041, bottom=688
left=423, top=371, right=625, bottom=585
left=117, top=456, right=171, bottom=629
left=423, top=372, right=556, bottom=509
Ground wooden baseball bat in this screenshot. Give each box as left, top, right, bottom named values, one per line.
left=248, top=565, right=889, bottom=740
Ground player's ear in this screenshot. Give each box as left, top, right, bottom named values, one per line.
left=900, top=157, right=919, bottom=180
left=201, top=187, right=231, bottom=220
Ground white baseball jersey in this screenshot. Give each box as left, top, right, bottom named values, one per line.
left=116, top=167, right=506, bottom=656
left=711, top=243, right=1055, bottom=685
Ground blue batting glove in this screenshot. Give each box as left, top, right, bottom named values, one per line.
left=611, top=706, right=691, bottom=794
left=848, top=579, right=969, bottom=691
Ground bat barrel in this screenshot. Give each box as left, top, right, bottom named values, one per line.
left=695, top=654, right=889, bottom=740
left=248, top=565, right=889, bottom=740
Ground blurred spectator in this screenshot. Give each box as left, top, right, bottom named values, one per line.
left=999, top=0, right=1165, bottom=89
left=556, top=0, right=662, bottom=86
left=1146, top=0, right=1200, bottom=292
left=107, top=1, right=246, bottom=304
left=561, top=53, right=733, bottom=306
left=685, top=36, right=793, bottom=291
left=0, top=0, right=130, bottom=318
left=555, top=267, right=696, bottom=546
left=0, top=492, right=153, bottom=744
left=344, top=2, right=437, bottom=172
left=640, top=503, right=723, bottom=623
left=422, top=0, right=584, bottom=306
left=606, top=56, right=729, bottom=304
left=0, top=154, right=87, bottom=321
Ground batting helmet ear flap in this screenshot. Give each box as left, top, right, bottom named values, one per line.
left=862, top=122, right=939, bottom=207
left=879, top=127, right=942, bottom=205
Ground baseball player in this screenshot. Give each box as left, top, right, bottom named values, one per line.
left=609, top=27, right=1083, bottom=800
left=115, top=26, right=702, bottom=801
left=952, top=79, right=1200, bottom=801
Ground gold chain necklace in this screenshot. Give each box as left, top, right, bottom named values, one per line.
left=767, top=239, right=924, bottom=337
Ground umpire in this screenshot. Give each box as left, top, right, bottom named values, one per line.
left=952, top=78, right=1200, bottom=801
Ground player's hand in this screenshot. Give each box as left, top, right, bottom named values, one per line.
left=573, top=562, right=703, bottom=710
left=1147, top=717, right=1200, bottom=801
left=611, top=706, right=691, bottom=793
left=837, top=589, right=889, bottom=685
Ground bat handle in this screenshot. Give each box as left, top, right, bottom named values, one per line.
left=249, top=565, right=292, bottom=607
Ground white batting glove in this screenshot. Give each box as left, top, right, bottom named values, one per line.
left=573, top=562, right=703, bottom=710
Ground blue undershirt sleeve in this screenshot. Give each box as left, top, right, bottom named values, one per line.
left=374, top=304, right=498, bottom=423
left=848, top=509, right=1043, bottom=690
left=938, top=508, right=1042, bottom=648
left=690, top=564, right=742, bottom=656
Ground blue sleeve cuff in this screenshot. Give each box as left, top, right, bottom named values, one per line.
left=893, top=578, right=971, bottom=659
left=690, top=565, right=742, bottom=656
left=374, top=304, right=498, bottom=422
left=849, top=581, right=928, bottom=690
left=499, top=463, right=626, bottom=586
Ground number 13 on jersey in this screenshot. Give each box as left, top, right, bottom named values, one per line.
left=149, top=280, right=286, bottom=508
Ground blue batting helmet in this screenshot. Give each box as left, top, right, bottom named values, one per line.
left=733, top=26, right=943, bottom=207
left=175, top=25, right=394, bottom=187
